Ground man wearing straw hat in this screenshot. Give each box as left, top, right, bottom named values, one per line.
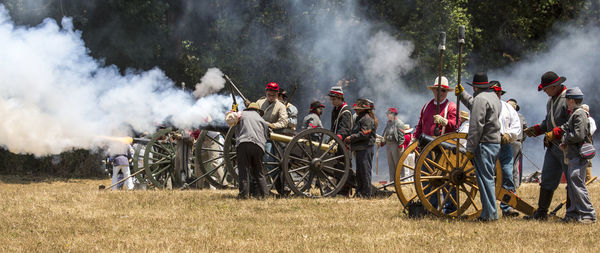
left=414, top=76, right=459, bottom=139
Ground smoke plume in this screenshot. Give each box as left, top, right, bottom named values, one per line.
left=488, top=23, right=600, bottom=174
left=193, top=68, right=225, bottom=98
left=0, top=5, right=232, bottom=156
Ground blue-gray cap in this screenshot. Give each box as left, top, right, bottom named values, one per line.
left=565, top=87, right=584, bottom=99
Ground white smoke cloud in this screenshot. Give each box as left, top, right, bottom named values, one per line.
left=193, top=67, right=225, bottom=98
left=0, top=5, right=232, bottom=156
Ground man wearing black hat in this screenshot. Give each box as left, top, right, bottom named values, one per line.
left=559, top=87, right=597, bottom=223
left=228, top=103, right=271, bottom=199
left=522, top=71, right=569, bottom=220
left=303, top=101, right=325, bottom=130
left=507, top=98, right=527, bottom=188
left=456, top=72, right=502, bottom=221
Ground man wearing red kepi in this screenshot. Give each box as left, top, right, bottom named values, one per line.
left=414, top=76, right=459, bottom=140
left=523, top=71, right=570, bottom=220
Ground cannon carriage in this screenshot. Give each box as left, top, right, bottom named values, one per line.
left=393, top=132, right=538, bottom=219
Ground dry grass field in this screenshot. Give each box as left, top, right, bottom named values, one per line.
left=1, top=175, right=599, bottom=252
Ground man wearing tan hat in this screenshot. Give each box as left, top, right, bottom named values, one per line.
left=414, top=76, right=459, bottom=139
left=226, top=103, right=270, bottom=199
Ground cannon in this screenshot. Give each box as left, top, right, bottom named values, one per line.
left=222, top=127, right=351, bottom=197
left=127, top=124, right=234, bottom=190
left=392, top=132, right=542, bottom=219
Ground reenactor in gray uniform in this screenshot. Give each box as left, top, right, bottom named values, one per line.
left=278, top=88, right=298, bottom=135
left=227, top=103, right=271, bottom=199
left=523, top=71, right=570, bottom=220
left=379, top=107, right=405, bottom=182
left=303, top=101, right=325, bottom=130
left=345, top=98, right=377, bottom=198
left=559, top=87, right=597, bottom=223
left=457, top=72, right=502, bottom=221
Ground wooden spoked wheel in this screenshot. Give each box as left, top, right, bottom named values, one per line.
left=394, top=141, right=420, bottom=206
left=282, top=128, right=351, bottom=198
left=413, top=133, right=502, bottom=219
left=194, top=130, right=236, bottom=189
left=142, top=128, right=177, bottom=189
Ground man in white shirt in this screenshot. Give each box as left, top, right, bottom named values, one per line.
left=490, top=81, right=522, bottom=217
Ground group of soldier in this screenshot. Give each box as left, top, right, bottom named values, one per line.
left=225, top=70, right=596, bottom=223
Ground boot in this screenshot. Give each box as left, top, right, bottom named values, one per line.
left=524, top=188, right=554, bottom=220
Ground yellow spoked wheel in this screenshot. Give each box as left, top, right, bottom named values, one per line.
left=413, top=133, right=501, bottom=219
left=394, top=141, right=420, bottom=206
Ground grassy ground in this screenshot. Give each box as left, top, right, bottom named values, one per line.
left=1, top=176, right=599, bottom=252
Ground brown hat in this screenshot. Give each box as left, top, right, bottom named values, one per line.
left=352, top=98, right=374, bottom=110
left=538, top=71, right=566, bottom=91
left=244, top=102, right=264, bottom=116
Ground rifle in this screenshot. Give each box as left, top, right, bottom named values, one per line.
left=223, top=74, right=250, bottom=105
left=434, top=32, right=446, bottom=136
left=455, top=26, right=465, bottom=175
left=228, top=78, right=238, bottom=112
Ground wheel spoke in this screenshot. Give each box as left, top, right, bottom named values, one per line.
left=425, top=158, right=450, bottom=172
left=420, top=175, right=447, bottom=180
left=460, top=185, right=480, bottom=211
left=202, top=155, right=224, bottom=165
left=289, top=165, right=309, bottom=173
left=424, top=181, right=449, bottom=199
left=206, top=135, right=225, bottom=147
left=201, top=148, right=224, bottom=153
left=439, top=148, right=455, bottom=168
left=290, top=155, right=311, bottom=164
left=319, top=142, right=337, bottom=159
left=322, top=165, right=345, bottom=174
left=294, top=172, right=310, bottom=188
left=398, top=180, right=414, bottom=185
left=323, top=155, right=345, bottom=163
left=296, top=142, right=313, bottom=158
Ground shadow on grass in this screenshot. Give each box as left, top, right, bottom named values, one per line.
left=0, top=174, right=107, bottom=185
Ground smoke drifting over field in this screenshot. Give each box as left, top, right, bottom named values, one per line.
left=488, top=24, right=600, bottom=174
left=0, top=5, right=232, bottom=156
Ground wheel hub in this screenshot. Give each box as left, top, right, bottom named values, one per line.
left=449, top=169, right=466, bottom=185
left=310, top=158, right=322, bottom=171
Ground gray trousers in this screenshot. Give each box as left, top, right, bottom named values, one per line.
left=385, top=141, right=402, bottom=182
left=510, top=141, right=522, bottom=188
left=565, top=157, right=597, bottom=220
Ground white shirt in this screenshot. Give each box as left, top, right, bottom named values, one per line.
left=590, top=117, right=597, bottom=136
left=499, top=100, right=521, bottom=142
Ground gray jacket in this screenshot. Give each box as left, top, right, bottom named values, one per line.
left=383, top=118, right=405, bottom=144
left=463, top=90, right=502, bottom=152
left=538, top=88, right=569, bottom=134
left=286, top=103, right=298, bottom=130
left=303, top=113, right=323, bottom=129
left=234, top=110, right=270, bottom=151
left=563, top=107, right=591, bottom=159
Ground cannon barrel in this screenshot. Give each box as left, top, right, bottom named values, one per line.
left=132, top=137, right=151, bottom=145
left=270, top=132, right=336, bottom=153
left=419, top=134, right=466, bottom=154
